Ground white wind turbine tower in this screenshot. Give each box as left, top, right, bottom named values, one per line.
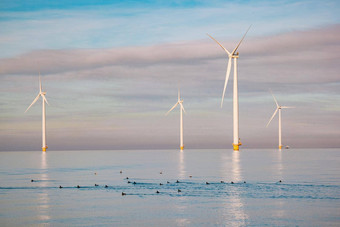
left=266, top=91, right=294, bottom=150
left=207, top=26, right=251, bottom=151
left=166, top=88, right=186, bottom=150
left=25, top=75, right=49, bottom=152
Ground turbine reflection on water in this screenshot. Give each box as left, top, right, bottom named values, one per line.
left=175, top=150, right=190, bottom=226
left=38, top=152, right=50, bottom=223
left=178, top=150, right=186, bottom=179
left=221, top=150, right=248, bottom=225
left=275, top=150, right=286, bottom=219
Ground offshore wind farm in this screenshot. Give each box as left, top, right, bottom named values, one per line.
left=0, top=0, right=340, bottom=226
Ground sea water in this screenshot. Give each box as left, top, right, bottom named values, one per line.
left=0, top=149, right=339, bottom=226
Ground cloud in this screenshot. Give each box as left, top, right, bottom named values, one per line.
left=1, top=24, right=339, bottom=86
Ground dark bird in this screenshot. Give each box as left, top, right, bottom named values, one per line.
left=231, top=181, right=234, bottom=184
left=126, top=177, right=129, bottom=180
left=122, top=192, right=126, bottom=196
left=160, top=171, right=163, bottom=174
left=77, top=185, right=80, bottom=188
left=105, top=185, right=108, bottom=188
left=167, top=181, right=170, bottom=184
left=206, top=182, right=210, bottom=185
left=31, top=179, right=34, bottom=182
left=279, top=180, right=282, bottom=183
left=244, top=181, right=246, bottom=183
left=95, top=184, right=99, bottom=186
left=133, top=181, right=136, bottom=184
left=59, top=185, right=63, bottom=189
left=178, top=189, right=181, bottom=192
left=94, top=172, right=97, bottom=175
left=160, top=183, right=163, bottom=186
left=127, top=181, right=131, bottom=184
left=176, top=180, right=179, bottom=183
left=189, top=176, right=192, bottom=178
left=156, top=190, right=160, bottom=194
left=120, top=170, right=122, bottom=174
left=221, top=181, right=225, bottom=183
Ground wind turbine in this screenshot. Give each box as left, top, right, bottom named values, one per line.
left=25, top=74, right=49, bottom=152
left=207, top=26, right=251, bottom=151
left=266, top=91, right=294, bottom=150
left=166, top=88, right=186, bottom=150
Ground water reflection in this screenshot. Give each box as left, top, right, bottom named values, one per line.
left=275, top=150, right=286, bottom=219
left=277, top=150, right=283, bottom=178
left=38, top=152, right=50, bottom=222
left=221, top=150, right=248, bottom=225
left=175, top=150, right=190, bottom=226
left=232, top=150, right=241, bottom=182
left=178, top=150, right=186, bottom=179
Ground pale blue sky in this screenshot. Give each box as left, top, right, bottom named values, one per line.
left=0, top=0, right=339, bottom=150
left=1, top=0, right=338, bottom=57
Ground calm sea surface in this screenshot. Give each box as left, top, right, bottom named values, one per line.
left=0, top=149, right=339, bottom=226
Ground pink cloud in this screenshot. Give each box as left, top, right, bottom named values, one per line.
left=1, top=24, right=338, bottom=83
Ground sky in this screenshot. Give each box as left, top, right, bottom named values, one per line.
left=0, top=0, right=339, bottom=151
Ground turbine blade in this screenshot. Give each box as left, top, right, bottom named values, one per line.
left=269, top=89, right=279, bottom=108
left=266, top=108, right=279, bottom=127
left=231, top=25, right=251, bottom=55
left=207, top=33, right=231, bottom=55
left=221, top=57, right=232, bottom=107
left=39, top=73, right=42, bottom=93
left=281, top=106, right=295, bottom=108
left=178, top=87, right=180, bottom=101
left=25, top=94, right=40, bottom=113
left=180, top=102, right=186, bottom=114
left=166, top=102, right=179, bottom=116
left=42, top=94, right=49, bottom=105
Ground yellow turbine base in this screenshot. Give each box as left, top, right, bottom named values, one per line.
left=42, top=146, right=48, bottom=152
left=180, top=146, right=184, bottom=150
left=279, top=145, right=282, bottom=149
left=233, top=144, right=239, bottom=151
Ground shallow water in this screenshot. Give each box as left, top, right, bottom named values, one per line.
left=0, top=149, right=339, bottom=226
